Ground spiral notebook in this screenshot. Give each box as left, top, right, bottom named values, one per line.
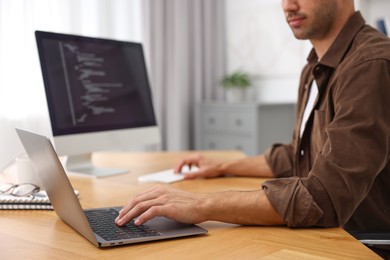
left=0, top=190, right=79, bottom=210
left=0, top=191, right=52, bottom=210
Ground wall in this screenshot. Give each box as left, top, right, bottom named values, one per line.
left=225, top=0, right=311, bottom=104
left=355, top=0, right=390, bottom=27
left=225, top=0, right=390, bottom=104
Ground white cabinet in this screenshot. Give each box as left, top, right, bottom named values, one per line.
left=195, top=102, right=296, bottom=156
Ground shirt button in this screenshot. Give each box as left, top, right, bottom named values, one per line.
left=300, top=150, right=304, bottom=156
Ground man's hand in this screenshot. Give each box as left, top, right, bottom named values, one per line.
left=174, top=154, right=275, bottom=179
left=115, top=185, right=207, bottom=226
left=174, top=154, right=225, bottom=180
left=115, top=185, right=285, bottom=227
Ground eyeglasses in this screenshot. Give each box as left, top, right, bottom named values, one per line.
left=0, top=183, right=40, bottom=197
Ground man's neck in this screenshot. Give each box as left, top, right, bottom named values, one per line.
left=311, top=10, right=355, bottom=59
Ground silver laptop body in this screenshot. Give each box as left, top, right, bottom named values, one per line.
left=16, top=128, right=207, bottom=248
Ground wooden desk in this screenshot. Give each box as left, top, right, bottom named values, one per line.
left=0, top=151, right=380, bottom=259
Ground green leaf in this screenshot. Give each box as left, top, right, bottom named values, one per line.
left=220, top=70, right=252, bottom=89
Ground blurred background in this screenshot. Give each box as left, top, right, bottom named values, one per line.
left=1, top=0, right=389, bottom=171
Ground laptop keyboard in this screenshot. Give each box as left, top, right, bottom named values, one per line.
left=85, top=208, right=161, bottom=241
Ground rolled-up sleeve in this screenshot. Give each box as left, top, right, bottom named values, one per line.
left=263, top=143, right=331, bottom=227
left=264, top=143, right=295, bottom=178
left=262, top=177, right=324, bottom=227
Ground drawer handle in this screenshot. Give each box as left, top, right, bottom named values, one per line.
left=235, top=145, right=243, bottom=150
left=235, top=119, right=242, bottom=126
left=209, top=142, right=216, bottom=149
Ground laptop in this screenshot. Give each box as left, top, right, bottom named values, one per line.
left=15, top=128, right=207, bottom=248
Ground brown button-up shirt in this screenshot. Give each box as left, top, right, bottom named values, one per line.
left=263, top=12, right=390, bottom=231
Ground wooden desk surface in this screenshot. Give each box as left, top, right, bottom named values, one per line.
left=0, top=151, right=380, bottom=259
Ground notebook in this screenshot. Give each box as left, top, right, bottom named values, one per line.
left=0, top=191, right=52, bottom=210
left=16, top=128, right=207, bottom=248
left=0, top=190, right=79, bottom=210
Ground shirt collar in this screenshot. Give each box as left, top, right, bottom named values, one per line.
left=307, top=11, right=366, bottom=68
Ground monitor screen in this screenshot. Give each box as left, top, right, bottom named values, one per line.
left=35, top=31, right=160, bottom=177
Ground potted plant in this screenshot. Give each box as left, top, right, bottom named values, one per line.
left=220, top=70, right=252, bottom=103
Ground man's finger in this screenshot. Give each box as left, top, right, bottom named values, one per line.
left=135, top=205, right=166, bottom=225
left=117, top=186, right=164, bottom=220
left=116, top=196, right=164, bottom=226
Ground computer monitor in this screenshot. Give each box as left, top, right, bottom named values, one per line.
left=35, top=31, right=160, bottom=177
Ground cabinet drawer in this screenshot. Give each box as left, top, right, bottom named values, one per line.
left=201, top=135, right=226, bottom=150
left=201, top=109, right=254, bottom=135
left=225, top=136, right=256, bottom=155
left=201, top=110, right=225, bottom=132
left=227, top=111, right=254, bottom=135
left=201, top=134, right=256, bottom=155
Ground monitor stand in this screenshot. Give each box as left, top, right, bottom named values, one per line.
left=65, top=153, right=128, bottom=178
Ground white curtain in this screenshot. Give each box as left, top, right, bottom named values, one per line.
left=0, top=0, right=142, bottom=170
left=141, top=0, right=226, bottom=151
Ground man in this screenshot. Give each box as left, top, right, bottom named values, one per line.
left=116, top=0, right=390, bottom=255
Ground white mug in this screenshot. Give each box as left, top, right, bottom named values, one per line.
left=15, top=154, right=43, bottom=188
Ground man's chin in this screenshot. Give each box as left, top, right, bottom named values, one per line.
left=290, top=30, right=309, bottom=40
